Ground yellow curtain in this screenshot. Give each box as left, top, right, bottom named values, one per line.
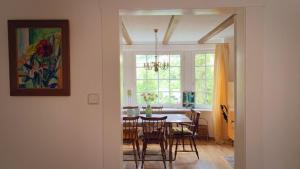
left=212, top=44, right=229, bottom=143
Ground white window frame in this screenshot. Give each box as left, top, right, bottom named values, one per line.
left=192, top=50, right=215, bottom=110
left=134, top=51, right=183, bottom=108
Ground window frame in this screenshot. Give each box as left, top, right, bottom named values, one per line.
left=192, top=50, right=215, bottom=109
left=134, top=51, right=183, bottom=108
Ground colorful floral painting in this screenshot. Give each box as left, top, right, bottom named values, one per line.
left=16, top=28, right=63, bottom=89
left=8, top=20, right=70, bottom=96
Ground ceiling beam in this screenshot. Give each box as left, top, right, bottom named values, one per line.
left=121, top=21, right=133, bottom=45
left=163, top=15, right=180, bottom=45
left=198, top=14, right=236, bottom=44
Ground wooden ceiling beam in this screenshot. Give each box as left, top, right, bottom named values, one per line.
left=121, top=21, right=133, bottom=45
left=162, top=15, right=180, bottom=45
left=198, top=14, right=236, bottom=44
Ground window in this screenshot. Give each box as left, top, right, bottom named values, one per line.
left=136, top=54, right=181, bottom=106
left=195, top=53, right=215, bottom=107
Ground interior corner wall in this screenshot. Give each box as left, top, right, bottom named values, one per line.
left=0, top=0, right=103, bottom=169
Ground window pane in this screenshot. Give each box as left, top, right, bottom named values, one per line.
left=136, top=55, right=146, bottom=67
left=206, top=66, right=214, bottom=80
left=195, top=92, right=206, bottom=105
left=170, top=67, right=180, bottom=79
left=170, top=80, right=180, bottom=92
left=159, top=92, right=169, bottom=104
left=159, top=55, right=169, bottom=63
left=195, top=67, right=205, bottom=79
left=159, top=80, right=169, bottom=91
left=207, top=92, right=213, bottom=105
left=136, top=80, right=147, bottom=92
left=147, top=70, right=158, bottom=79
left=206, top=80, right=214, bottom=93
left=136, top=68, right=147, bottom=79
left=147, top=80, right=158, bottom=92
left=159, top=69, right=169, bottom=79
left=195, top=80, right=206, bottom=93
left=147, top=55, right=155, bottom=62
left=195, top=54, right=205, bottom=66
left=206, top=54, right=215, bottom=66
left=170, top=92, right=180, bottom=104
left=170, top=55, right=180, bottom=66
left=136, top=92, right=146, bottom=105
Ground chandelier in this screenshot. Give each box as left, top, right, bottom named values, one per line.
left=144, top=29, right=169, bottom=72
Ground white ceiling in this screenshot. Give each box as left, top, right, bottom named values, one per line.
left=121, top=14, right=234, bottom=44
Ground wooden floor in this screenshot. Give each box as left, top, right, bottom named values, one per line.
left=123, top=140, right=234, bottom=169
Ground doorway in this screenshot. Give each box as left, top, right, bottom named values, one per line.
left=101, top=7, right=245, bottom=169
left=118, top=8, right=244, bottom=169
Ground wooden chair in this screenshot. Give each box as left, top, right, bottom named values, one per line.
left=220, top=104, right=229, bottom=122
left=140, top=116, right=168, bottom=169
left=123, top=106, right=139, bottom=110
left=123, top=116, right=140, bottom=169
left=170, top=109, right=200, bottom=160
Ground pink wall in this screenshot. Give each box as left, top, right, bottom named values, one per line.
left=0, top=0, right=103, bottom=169
left=263, top=0, right=300, bottom=168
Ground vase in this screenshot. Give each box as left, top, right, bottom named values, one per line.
left=145, top=105, right=152, bottom=117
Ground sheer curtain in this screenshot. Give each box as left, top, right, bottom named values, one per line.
left=212, top=44, right=229, bottom=143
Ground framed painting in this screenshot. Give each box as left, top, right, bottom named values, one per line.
left=8, top=20, right=70, bottom=96
left=182, top=91, right=195, bottom=108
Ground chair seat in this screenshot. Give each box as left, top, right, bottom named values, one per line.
left=171, top=126, right=193, bottom=135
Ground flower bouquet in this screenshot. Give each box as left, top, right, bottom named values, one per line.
left=141, top=92, right=158, bottom=117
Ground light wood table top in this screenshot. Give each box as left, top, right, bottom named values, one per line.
left=122, top=114, right=192, bottom=123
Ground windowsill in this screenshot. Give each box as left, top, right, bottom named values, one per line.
left=161, top=108, right=212, bottom=113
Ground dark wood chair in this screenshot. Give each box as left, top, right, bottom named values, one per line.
left=220, top=104, right=229, bottom=122
left=123, top=106, right=139, bottom=110
left=140, top=116, right=168, bottom=169
left=170, top=109, right=200, bottom=160
left=123, top=116, right=140, bottom=169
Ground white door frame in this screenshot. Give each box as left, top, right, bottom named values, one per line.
left=100, top=5, right=247, bottom=169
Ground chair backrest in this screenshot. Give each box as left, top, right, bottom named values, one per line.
left=142, top=106, right=163, bottom=114
left=123, top=106, right=139, bottom=110
left=220, top=104, right=228, bottom=122
left=141, top=116, right=167, bottom=140
left=190, top=109, right=201, bottom=134
left=123, top=116, right=139, bottom=140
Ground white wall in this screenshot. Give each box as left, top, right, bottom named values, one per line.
left=263, top=0, right=300, bottom=169
left=0, top=0, right=103, bottom=169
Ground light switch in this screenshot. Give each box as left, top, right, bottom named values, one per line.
left=88, top=93, right=100, bottom=105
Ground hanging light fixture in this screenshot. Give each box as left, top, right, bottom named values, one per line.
left=144, top=29, right=169, bottom=72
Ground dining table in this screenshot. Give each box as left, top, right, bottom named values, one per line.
left=122, top=113, right=192, bottom=162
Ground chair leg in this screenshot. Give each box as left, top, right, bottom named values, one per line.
left=169, top=135, right=174, bottom=163
left=132, top=141, right=138, bottom=169
left=141, top=140, right=147, bottom=169
left=160, top=141, right=167, bottom=169
left=136, top=139, right=140, bottom=158
left=182, top=137, right=185, bottom=151
left=189, top=137, right=194, bottom=151
left=191, top=137, right=199, bottom=159
left=174, top=138, right=179, bottom=160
